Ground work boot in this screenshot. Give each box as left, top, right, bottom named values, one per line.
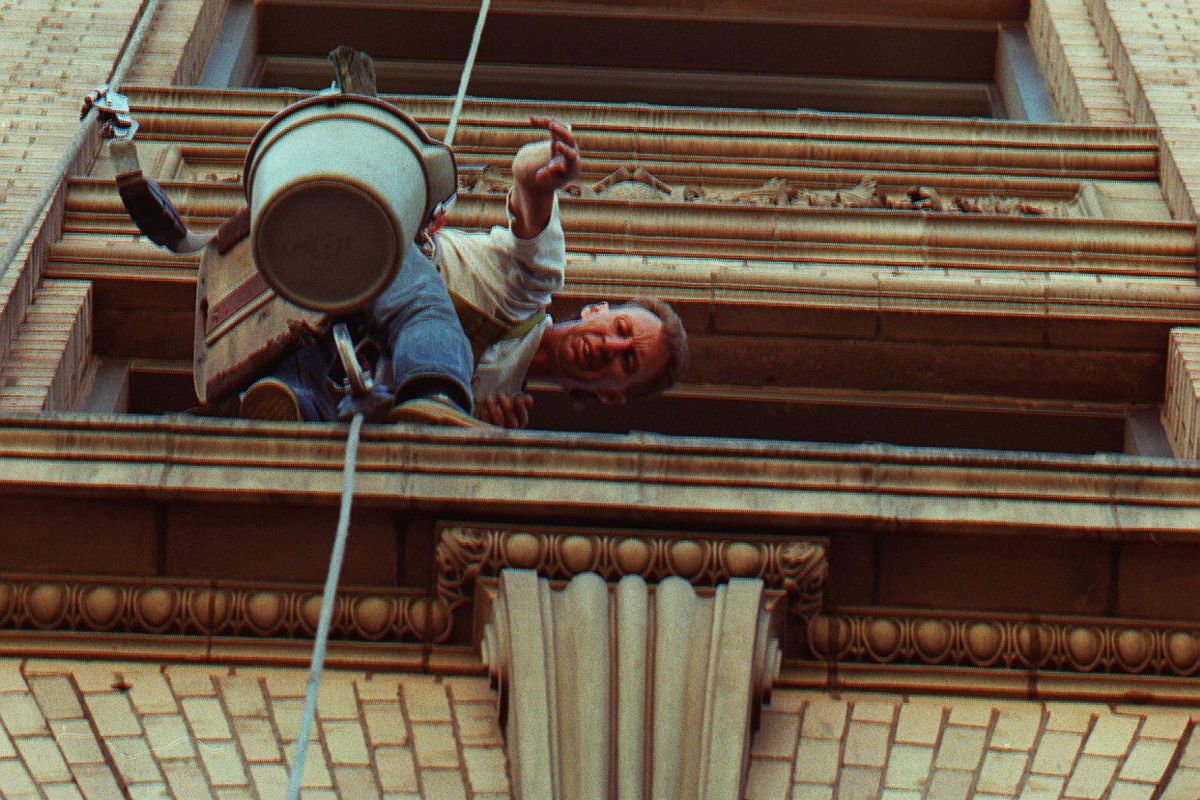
left=239, top=377, right=303, bottom=421
left=388, top=394, right=489, bottom=428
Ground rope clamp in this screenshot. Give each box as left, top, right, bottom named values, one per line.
left=81, top=85, right=139, bottom=141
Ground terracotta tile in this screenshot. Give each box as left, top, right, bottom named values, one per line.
left=43, top=784, right=86, bottom=800
left=363, top=703, right=409, bottom=746
left=934, top=725, right=986, bottom=771
left=333, top=765, right=381, bottom=799
left=374, top=746, right=419, bottom=793
left=1030, top=730, right=1083, bottom=776
left=219, top=675, right=268, bottom=718
left=946, top=699, right=995, bottom=728
left=317, top=678, right=360, bottom=721
left=843, top=720, right=889, bottom=768
left=323, top=719, right=370, bottom=766
left=463, top=746, right=509, bottom=794
left=793, top=738, right=839, bottom=784
left=420, top=768, right=467, bottom=800
left=0, top=756, right=40, bottom=796
left=924, top=769, right=972, bottom=800
left=282, top=741, right=333, bottom=788
left=453, top=703, right=501, bottom=746
left=0, top=693, right=48, bottom=736
left=1179, top=727, right=1200, bottom=768
left=791, top=785, right=834, bottom=800
left=0, top=663, right=28, bottom=693
left=257, top=669, right=309, bottom=699
left=28, top=675, right=83, bottom=720
left=883, top=744, right=933, bottom=790
left=1118, top=738, right=1177, bottom=783
left=70, top=762, right=127, bottom=800
left=0, top=717, right=14, bottom=758
left=106, top=735, right=166, bottom=784
left=1160, top=767, right=1200, bottom=800
left=1020, top=774, right=1066, bottom=800
left=801, top=698, right=847, bottom=740
left=164, top=666, right=219, bottom=698
left=991, top=705, right=1043, bottom=751
left=849, top=699, right=898, bottom=724
left=162, top=758, right=216, bottom=800
left=50, top=718, right=104, bottom=764
left=894, top=702, right=943, bottom=746
left=233, top=716, right=280, bottom=763
left=182, top=697, right=233, bottom=740
left=1108, top=781, right=1156, bottom=800
left=249, top=763, right=289, bottom=798
left=1084, top=714, right=1139, bottom=758
left=1045, top=703, right=1100, bottom=733
left=199, top=738, right=249, bottom=786
left=401, top=680, right=452, bottom=723
left=215, top=790, right=256, bottom=800
left=444, top=677, right=493, bottom=704
left=123, top=669, right=178, bottom=716
left=271, top=698, right=318, bottom=743
left=1063, top=754, right=1118, bottom=799
left=745, top=758, right=791, bottom=800
left=411, top=723, right=460, bottom=768
left=1136, top=713, right=1189, bottom=741
left=355, top=676, right=401, bottom=702
left=83, top=693, right=140, bottom=738
left=976, top=750, right=1028, bottom=795
left=836, top=766, right=883, bottom=800
left=752, top=710, right=799, bottom=759
left=53, top=662, right=116, bottom=695
left=143, top=713, right=196, bottom=760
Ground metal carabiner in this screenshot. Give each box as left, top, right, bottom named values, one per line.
left=332, top=322, right=374, bottom=397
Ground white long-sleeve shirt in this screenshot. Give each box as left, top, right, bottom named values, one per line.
left=434, top=196, right=565, bottom=404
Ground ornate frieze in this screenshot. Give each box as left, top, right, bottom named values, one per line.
left=807, top=610, right=1200, bottom=676
left=0, top=575, right=449, bottom=643
left=435, top=523, right=828, bottom=623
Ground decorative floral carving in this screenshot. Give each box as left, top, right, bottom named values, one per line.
left=434, top=525, right=828, bottom=622
left=592, top=165, right=673, bottom=198
left=806, top=611, right=1200, bottom=676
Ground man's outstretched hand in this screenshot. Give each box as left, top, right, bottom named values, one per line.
left=509, top=116, right=579, bottom=239
left=478, top=392, right=534, bottom=429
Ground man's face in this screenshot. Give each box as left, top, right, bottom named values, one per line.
left=549, top=302, right=669, bottom=405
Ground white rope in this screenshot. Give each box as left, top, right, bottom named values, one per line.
left=286, top=4, right=491, bottom=789
left=0, top=0, right=163, bottom=282
left=443, top=0, right=492, bottom=147
left=286, top=412, right=364, bottom=800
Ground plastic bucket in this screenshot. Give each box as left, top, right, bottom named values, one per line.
left=244, top=94, right=456, bottom=312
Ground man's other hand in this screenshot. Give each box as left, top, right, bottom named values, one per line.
left=479, top=392, right=534, bottom=429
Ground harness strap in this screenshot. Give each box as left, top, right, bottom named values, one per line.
left=449, top=288, right=547, bottom=364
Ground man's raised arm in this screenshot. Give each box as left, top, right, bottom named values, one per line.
left=507, top=116, right=580, bottom=239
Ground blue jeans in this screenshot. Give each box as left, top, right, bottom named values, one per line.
left=270, top=245, right=475, bottom=422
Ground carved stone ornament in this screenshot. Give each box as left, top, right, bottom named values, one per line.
left=482, top=570, right=781, bottom=800
left=434, top=524, right=828, bottom=623
left=807, top=610, right=1200, bottom=676
left=0, top=575, right=450, bottom=643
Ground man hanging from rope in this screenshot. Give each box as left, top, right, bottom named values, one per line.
left=239, top=116, right=689, bottom=429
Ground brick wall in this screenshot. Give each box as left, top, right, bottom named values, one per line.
left=1087, top=0, right=1200, bottom=221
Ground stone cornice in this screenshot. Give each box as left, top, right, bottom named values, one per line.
left=2, top=414, right=1198, bottom=536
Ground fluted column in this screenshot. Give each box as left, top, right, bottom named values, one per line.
left=482, top=569, right=781, bottom=800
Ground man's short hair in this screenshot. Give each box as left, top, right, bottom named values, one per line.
left=623, top=297, right=688, bottom=398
